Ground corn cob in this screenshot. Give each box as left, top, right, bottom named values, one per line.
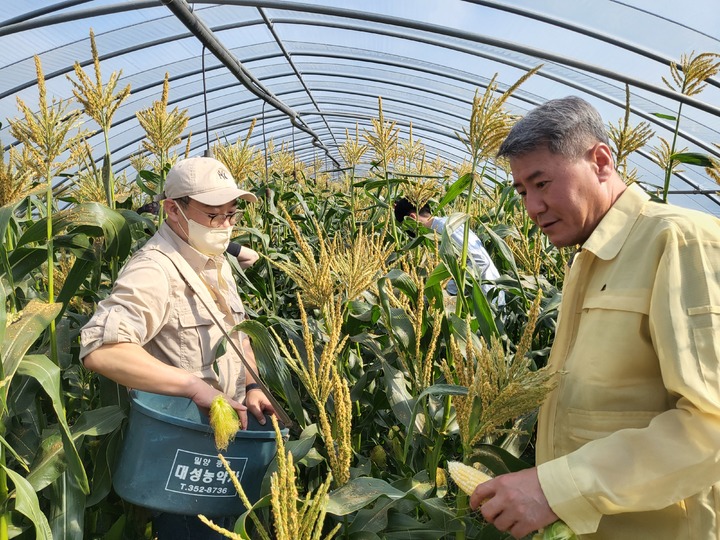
left=533, top=520, right=578, bottom=540
left=209, top=395, right=241, bottom=451
left=447, top=460, right=493, bottom=495
left=448, top=461, right=578, bottom=540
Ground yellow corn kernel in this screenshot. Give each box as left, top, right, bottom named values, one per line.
left=209, top=395, right=241, bottom=451
left=447, top=460, right=493, bottom=496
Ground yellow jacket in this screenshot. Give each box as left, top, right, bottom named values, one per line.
left=536, top=185, right=720, bottom=539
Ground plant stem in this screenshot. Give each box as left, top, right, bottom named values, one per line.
left=0, top=438, right=7, bottom=540
left=455, top=159, right=482, bottom=318
left=662, top=102, right=684, bottom=203
left=456, top=490, right=468, bottom=540
left=103, top=132, right=115, bottom=210
left=45, top=162, right=58, bottom=365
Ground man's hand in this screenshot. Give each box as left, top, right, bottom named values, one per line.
left=469, top=467, right=558, bottom=539
left=244, top=386, right=276, bottom=427
left=236, top=246, right=260, bottom=269
left=188, top=379, right=248, bottom=430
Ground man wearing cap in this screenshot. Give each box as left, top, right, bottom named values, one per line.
left=81, top=156, right=274, bottom=539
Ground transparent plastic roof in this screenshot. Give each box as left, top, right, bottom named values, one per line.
left=1, top=0, right=719, bottom=215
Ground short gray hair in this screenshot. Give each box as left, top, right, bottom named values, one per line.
left=497, top=96, right=609, bottom=159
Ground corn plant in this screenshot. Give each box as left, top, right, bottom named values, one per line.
left=652, top=51, right=720, bottom=201
left=67, top=28, right=131, bottom=211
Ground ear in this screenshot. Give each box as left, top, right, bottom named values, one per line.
left=163, top=199, right=181, bottom=224
left=408, top=212, right=418, bottom=221
left=591, top=143, right=615, bottom=181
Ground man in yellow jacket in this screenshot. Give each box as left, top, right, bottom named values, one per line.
left=469, top=96, right=720, bottom=539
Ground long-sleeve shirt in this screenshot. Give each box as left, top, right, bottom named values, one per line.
left=536, top=185, right=720, bottom=539
left=80, top=222, right=250, bottom=400
left=431, top=214, right=502, bottom=299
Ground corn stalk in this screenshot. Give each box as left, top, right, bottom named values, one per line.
left=455, top=67, right=540, bottom=316
left=657, top=52, right=720, bottom=202
left=9, top=55, right=84, bottom=364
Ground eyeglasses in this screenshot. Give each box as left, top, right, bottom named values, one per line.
left=184, top=202, right=240, bottom=227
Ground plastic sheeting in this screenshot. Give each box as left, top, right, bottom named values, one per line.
left=1, top=0, right=718, bottom=214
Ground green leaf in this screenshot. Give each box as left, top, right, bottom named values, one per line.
left=670, top=152, right=714, bottom=167
left=377, top=277, right=414, bottom=352
left=1, top=301, right=62, bottom=390
left=25, top=432, right=64, bottom=491
left=25, top=406, right=124, bottom=492
left=232, top=319, right=302, bottom=425
left=231, top=493, right=272, bottom=538
left=3, top=465, right=53, bottom=540
left=403, top=384, right=467, bottom=458
left=7, top=246, right=47, bottom=282
left=261, top=431, right=317, bottom=496
left=136, top=170, right=162, bottom=198
left=85, top=427, right=124, bottom=507
left=425, top=261, right=450, bottom=289
left=651, top=112, right=677, bottom=121
left=468, top=273, right=499, bottom=342
left=382, top=361, right=424, bottom=434
left=48, top=471, right=85, bottom=540
left=326, top=477, right=405, bottom=515
left=69, top=405, right=126, bottom=438
left=437, top=173, right=472, bottom=212
left=0, top=186, right=45, bottom=243
left=474, top=443, right=533, bottom=476
left=0, top=274, right=5, bottom=348
left=499, top=410, right=538, bottom=458
left=55, top=256, right=96, bottom=319
left=385, top=268, right=418, bottom=300
left=16, top=203, right=131, bottom=262
left=17, top=355, right=89, bottom=494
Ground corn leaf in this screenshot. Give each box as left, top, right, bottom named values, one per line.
left=404, top=384, right=468, bottom=459
left=15, top=202, right=131, bottom=262
left=1, top=301, right=62, bottom=394
left=436, top=172, right=472, bottom=213
left=0, top=273, right=5, bottom=350
left=671, top=152, right=714, bottom=167
left=652, top=112, right=677, bottom=121
left=26, top=405, right=125, bottom=492
left=7, top=246, right=47, bottom=283
left=85, top=427, right=123, bottom=507
left=467, top=273, right=499, bottom=342
left=326, top=477, right=405, bottom=516
left=231, top=318, right=302, bottom=425
left=3, top=466, right=52, bottom=540
left=18, top=355, right=89, bottom=494
left=382, top=360, right=424, bottom=433
left=48, top=470, right=85, bottom=540
left=377, top=276, right=414, bottom=351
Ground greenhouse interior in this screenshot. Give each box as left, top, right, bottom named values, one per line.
left=1, top=1, right=719, bottom=539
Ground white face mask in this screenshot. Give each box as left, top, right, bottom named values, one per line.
left=176, top=205, right=233, bottom=256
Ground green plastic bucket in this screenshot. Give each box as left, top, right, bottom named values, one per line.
left=112, top=390, right=284, bottom=516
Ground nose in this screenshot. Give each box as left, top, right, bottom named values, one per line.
left=523, top=192, right=546, bottom=222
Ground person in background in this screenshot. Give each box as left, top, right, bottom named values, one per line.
left=469, top=96, right=720, bottom=540
left=82, top=156, right=275, bottom=539
left=394, top=197, right=503, bottom=303
left=137, top=200, right=260, bottom=269
left=226, top=241, right=259, bottom=269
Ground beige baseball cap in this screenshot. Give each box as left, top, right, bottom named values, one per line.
left=162, top=157, right=257, bottom=205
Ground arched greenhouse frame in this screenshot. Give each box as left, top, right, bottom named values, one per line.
left=1, top=1, right=719, bottom=538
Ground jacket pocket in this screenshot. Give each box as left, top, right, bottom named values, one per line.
left=177, top=298, right=216, bottom=370
left=567, top=408, right=660, bottom=444
left=582, top=288, right=651, bottom=315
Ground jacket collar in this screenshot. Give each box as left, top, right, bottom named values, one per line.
left=581, top=184, right=649, bottom=261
